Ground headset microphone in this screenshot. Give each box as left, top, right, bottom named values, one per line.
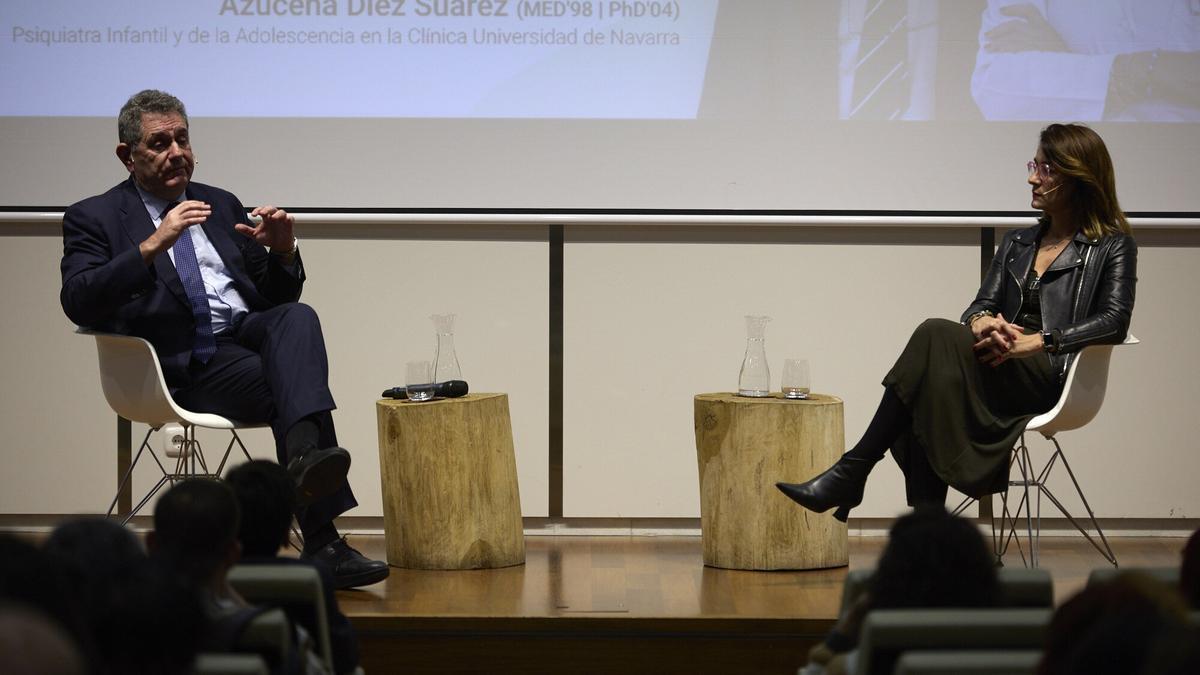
left=1040, top=184, right=1062, bottom=196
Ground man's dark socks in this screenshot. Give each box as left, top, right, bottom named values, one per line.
left=303, top=522, right=339, bottom=555
left=285, top=416, right=321, bottom=460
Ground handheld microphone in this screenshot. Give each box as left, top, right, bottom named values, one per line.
left=382, top=380, right=469, bottom=399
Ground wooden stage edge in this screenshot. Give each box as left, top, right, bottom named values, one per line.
left=3, top=514, right=1199, bottom=537
left=331, top=532, right=1193, bottom=675
left=1, top=520, right=1195, bottom=674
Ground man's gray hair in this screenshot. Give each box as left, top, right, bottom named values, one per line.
left=117, top=89, right=188, bottom=147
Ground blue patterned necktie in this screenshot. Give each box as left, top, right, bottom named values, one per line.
left=162, top=202, right=217, bottom=364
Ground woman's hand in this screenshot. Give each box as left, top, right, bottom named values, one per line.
left=976, top=330, right=1044, bottom=367
left=971, top=312, right=1022, bottom=344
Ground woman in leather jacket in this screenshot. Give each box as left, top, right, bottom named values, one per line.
left=777, top=123, right=1137, bottom=519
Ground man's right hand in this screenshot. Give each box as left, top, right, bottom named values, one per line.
left=139, top=200, right=211, bottom=264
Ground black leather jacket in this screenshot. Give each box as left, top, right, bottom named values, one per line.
left=961, top=223, right=1137, bottom=383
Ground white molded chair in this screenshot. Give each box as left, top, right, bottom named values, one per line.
left=80, top=328, right=265, bottom=523
left=956, top=334, right=1139, bottom=568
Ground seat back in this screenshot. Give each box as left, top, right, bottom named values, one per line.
left=892, top=649, right=1041, bottom=675
left=1087, top=566, right=1181, bottom=589
left=839, top=568, right=1053, bottom=616
left=228, top=564, right=333, bottom=674
left=234, top=608, right=292, bottom=671
left=81, top=329, right=182, bottom=428
left=854, top=608, right=1052, bottom=675
left=1026, top=334, right=1138, bottom=438
left=192, top=652, right=270, bottom=675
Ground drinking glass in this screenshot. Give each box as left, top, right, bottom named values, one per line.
left=405, top=360, right=435, bottom=402
left=781, top=359, right=810, bottom=399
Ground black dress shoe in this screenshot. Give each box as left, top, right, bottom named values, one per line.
left=776, top=455, right=876, bottom=523
left=302, top=537, right=390, bottom=590
left=287, top=446, right=351, bottom=507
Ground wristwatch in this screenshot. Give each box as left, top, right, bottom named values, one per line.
left=272, top=236, right=299, bottom=259
left=1041, top=330, right=1059, bottom=354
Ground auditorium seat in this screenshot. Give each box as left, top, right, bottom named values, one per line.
left=838, top=567, right=1053, bottom=616
left=891, top=649, right=1040, bottom=675
left=853, top=607, right=1052, bottom=675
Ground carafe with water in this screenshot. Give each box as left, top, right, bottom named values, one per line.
left=431, top=313, right=462, bottom=384
left=737, top=315, right=771, bottom=397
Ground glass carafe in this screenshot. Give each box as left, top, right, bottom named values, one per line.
left=431, top=313, right=462, bottom=384
left=737, top=315, right=771, bottom=397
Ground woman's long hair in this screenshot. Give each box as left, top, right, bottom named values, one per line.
left=1039, top=123, right=1132, bottom=239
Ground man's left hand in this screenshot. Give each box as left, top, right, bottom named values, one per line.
left=235, top=205, right=295, bottom=254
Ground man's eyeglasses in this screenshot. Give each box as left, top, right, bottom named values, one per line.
left=1027, top=160, right=1054, bottom=180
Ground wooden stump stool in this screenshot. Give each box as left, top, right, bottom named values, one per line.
left=694, top=392, right=848, bottom=570
left=376, top=393, right=525, bottom=569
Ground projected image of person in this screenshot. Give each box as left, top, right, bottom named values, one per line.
left=972, top=0, right=1200, bottom=121
left=59, top=90, right=389, bottom=590
left=838, top=0, right=940, bottom=120
left=777, top=123, right=1136, bottom=519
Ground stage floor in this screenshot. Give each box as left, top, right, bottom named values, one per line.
left=334, top=534, right=1185, bottom=674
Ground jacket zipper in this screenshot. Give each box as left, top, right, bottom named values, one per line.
left=1005, top=237, right=1027, bottom=321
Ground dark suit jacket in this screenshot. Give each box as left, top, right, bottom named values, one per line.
left=60, top=177, right=304, bottom=385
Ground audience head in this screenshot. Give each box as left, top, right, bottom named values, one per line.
left=225, top=460, right=297, bottom=558
left=0, top=532, right=74, bottom=617
left=1038, top=572, right=1189, bottom=675
left=43, top=517, right=204, bottom=675
left=869, top=505, right=999, bottom=610
left=1137, top=624, right=1200, bottom=675
left=0, top=603, right=85, bottom=675
left=44, top=515, right=145, bottom=576
left=1037, top=123, right=1130, bottom=238
left=148, top=478, right=242, bottom=586
left=0, top=534, right=83, bottom=657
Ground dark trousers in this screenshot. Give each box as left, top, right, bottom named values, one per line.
left=170, top=302, right=357, bottom=537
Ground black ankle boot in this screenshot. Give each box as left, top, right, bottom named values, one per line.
left=776, top=455, right=876, bottom=522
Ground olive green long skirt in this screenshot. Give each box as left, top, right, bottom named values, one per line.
left=882, top=318, right=1061, bottom=502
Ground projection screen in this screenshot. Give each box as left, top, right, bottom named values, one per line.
left=2, top=0, right=1197, bottom=212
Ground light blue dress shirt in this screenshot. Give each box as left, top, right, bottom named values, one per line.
left=136, top=185, right=249, bottom=335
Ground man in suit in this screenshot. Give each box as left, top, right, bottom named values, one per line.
left=60, top=89, right=388, bottom=589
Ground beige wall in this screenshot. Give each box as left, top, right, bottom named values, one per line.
left=0, top=224, right=550, bottom=517
left=2, top=220, right=1196, bottom=521
left=563, top=226, right=980, bottom=518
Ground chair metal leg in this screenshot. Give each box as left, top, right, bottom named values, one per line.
left=950, top=495, right=974, bottom=517
left=991, top=433, right=1118, bottom=569
left=120, top=475, right=173, bottom=526
left=991, top=444, right=1032, bottom=566
left=1036, top=437, right=1118, bottom=567
left=1019, top=440, right=1037, bottom=567
left=214, top=430, right=255, bottom=476
left=107, top=424, right=259, bottom=525
left=107, top=428, right=155, bottom=519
